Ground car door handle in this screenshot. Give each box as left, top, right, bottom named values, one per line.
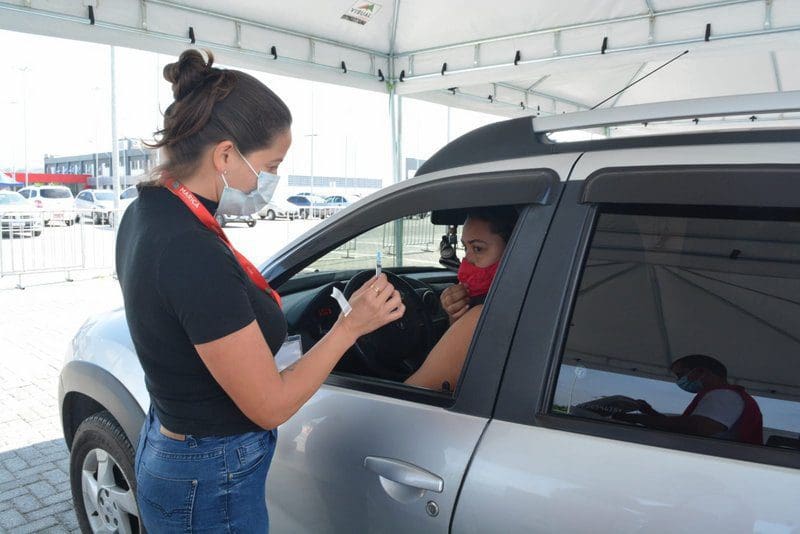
left=363, top=456, right=443, bottom=493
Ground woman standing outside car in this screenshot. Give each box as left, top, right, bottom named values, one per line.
left=115, top=49, right=404, bottom=533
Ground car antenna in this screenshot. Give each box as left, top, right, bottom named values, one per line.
left=590, top=50, right=690, bottom=110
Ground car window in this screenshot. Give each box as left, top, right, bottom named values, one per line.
left=303, top=212, right=449, bottom=274
left=77, top=192, right=89, bottom=201
left=94, top=191, right=115, bottom=201
left=0, top=193, right=27, bottom=205
left=550, top=209, right=800, bottom=450
left=121, top=188, right=138, bottom=200
left=18, top=190, right=29, bottom=198
left=41, top=188, right=72, bottom=199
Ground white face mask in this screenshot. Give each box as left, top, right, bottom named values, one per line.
left=216, top=148, right=280, bottom=217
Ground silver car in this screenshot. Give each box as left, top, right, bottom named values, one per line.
left=75, top=189, right=117, bottom=225
left=59, top=93, right=800, bottom=533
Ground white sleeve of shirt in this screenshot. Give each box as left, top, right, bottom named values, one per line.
left=690, top=390, right=744, bottom=429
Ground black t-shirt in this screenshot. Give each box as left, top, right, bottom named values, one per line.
left=116, top=185, right=287, bottom=436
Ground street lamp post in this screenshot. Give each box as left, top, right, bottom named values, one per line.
left=16, top=67, right=30, bottom=187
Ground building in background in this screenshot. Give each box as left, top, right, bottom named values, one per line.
left=44, top=138, right=157, bottom=190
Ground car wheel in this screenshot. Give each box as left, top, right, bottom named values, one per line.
left=216, top=214, right=226, bottom=228
left=33, top=230, right=42, bottom=237
left=70, top=411, right=142, bottom=534
left=265, top=210, right=276, bottom=221
left=259, top=214, right=266, bottom=220
left=247, top=219, right=257, bottom=227
left=65, top=219, right=75, bottom=227
left=93, top=213, right=101, bottom=225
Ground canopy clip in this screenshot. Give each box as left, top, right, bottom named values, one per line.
left=441, top=62, right=447, bottom=76
left=448, top=87, right=457, bottom=95
left=341, top=61, right=347, bottom=74
left=399, top=70, right=406, bottom=82
left=270, top=46, right=277, bottom=60
left=514, top=50, right=521, bottom=66
left=189, top=26, right=196, bottom=44
left=705, top=23, right=711, bottom=41
left=88, top=5, right=95, bottom=25
left=377, top=69, right=385, bottom=82
left=601, top=36, right=608, bottom=54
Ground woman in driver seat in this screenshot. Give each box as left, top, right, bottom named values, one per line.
left=405, top=206, right=518, bottom=391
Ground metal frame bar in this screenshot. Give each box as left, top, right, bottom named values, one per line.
left=147, top=0, right=389, bottom=58
left=533, top=90, right=800, bottom=133
left=402, top=24, right=800, bottom=86
left=394, top=0, right=756, bottom=57
left=495, top=82, right=591, bottom=111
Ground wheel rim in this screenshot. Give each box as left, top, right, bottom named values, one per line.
left=82, top=448, right=139, bottom=534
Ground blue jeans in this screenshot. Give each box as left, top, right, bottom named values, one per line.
left=135, top=407, right=277, bottom=533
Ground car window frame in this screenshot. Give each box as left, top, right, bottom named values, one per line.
left=272, top=168, right=566, bottom=417
left=494, top=164, right=800, bottom=470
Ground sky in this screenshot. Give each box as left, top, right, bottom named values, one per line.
left=0, top=29, right=503, bottom=185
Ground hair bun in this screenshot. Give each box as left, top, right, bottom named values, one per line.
left=163, top=49, right=216, bottom=101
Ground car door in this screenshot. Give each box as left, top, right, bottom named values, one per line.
left=266, top=155, right=580, bottom=533
left=452, top=143, right=800, bottom=533
left=75, top=191, right=91, bottom=212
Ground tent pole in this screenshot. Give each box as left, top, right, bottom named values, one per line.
left=111, top=46, right=121, bottom=271
left=389, top=84, right=403, bottom=266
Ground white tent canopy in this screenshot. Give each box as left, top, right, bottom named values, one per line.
left=2, top=0, right=799, bottom=120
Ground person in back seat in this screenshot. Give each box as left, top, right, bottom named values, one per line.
left=614, top=354, right=764, bottom=444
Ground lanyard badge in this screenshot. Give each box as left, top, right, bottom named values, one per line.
left=163, top=178, right=282, bottom=308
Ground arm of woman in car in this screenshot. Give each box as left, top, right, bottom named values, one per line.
left=196, top=276, right=404, bottom=429
left=405, top=304, right=483, bottom=391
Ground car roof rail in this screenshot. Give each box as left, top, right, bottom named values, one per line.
left=533, top=90, right=800, bottom=133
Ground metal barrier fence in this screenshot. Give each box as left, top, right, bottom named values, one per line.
left=382, top=213, right=437, bottom=253
left=0, top=208, right=119, bottom=287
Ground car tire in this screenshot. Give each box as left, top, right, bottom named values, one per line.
left=33, top=230, right=42, bottom=237
left=93, top=213, right=101, bottom=225
left=259, top=214, right=266, bottom=220
left=266, top=210, right=276, bottom=221
left=70, top=411, right=142, bottom=534
left=65, top=219, right=75, bottom=227
left=247, top=219, right=257, bottom=228
left=216, top=214, right=226, bottom=228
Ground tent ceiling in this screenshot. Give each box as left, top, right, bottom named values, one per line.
left=1, top=0, right=799, bottom=120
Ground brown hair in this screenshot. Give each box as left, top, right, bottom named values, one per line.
left=145, top=49, right=292, bottom=183
left=466, top=206, right=519, bottom=243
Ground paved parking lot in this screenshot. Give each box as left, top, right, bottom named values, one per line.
left=0, top=218, right=319, bottom=532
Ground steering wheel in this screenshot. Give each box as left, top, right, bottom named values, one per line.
left=342, top=270, right=434, bottom=380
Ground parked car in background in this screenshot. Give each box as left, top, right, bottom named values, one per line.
left=59, top=93, right=800, bottom=533
left=258, top=199, right=300, bottom=221
left=286, top=195, right=313, bottom=219
left=75, top=189, right=117, bottom=225
left=0, top=190, right=43, bottom=237
left=18, top=185, right=77, bottom=226
left=215, top=212, right=256, bottom=228
left=319, top=195, right=354, bottom=218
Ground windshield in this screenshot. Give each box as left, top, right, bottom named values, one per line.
left=40, top=188, right=72, bottom=199
left=94, top=191, right=115, bottom=201
left=0, top=193, right=27, bottom=205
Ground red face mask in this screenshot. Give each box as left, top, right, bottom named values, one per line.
left=457, top=260, right=499, bottom=298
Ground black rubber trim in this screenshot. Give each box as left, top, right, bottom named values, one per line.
left=325, top=373, right=454, bottom=408
left=59, top=360, right=145, bottom=449
left=582, top=164, right=800, bottom=207
left=536, top=414, right=800, bottom=470
left=417, top=122, right=800, bottom=178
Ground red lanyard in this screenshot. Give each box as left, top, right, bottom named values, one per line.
left=163, top=178, right=282, bottom=308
